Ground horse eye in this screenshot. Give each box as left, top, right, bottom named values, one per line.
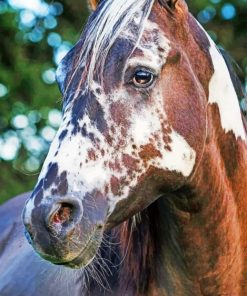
left=133, top=70, right=154, bottom=88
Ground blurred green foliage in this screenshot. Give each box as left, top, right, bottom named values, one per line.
left=0, top=0, right=246, bottom=204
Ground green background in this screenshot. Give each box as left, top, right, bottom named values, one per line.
left=0, top=0, right=246, bottom=204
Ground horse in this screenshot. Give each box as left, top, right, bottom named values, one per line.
left=1, top=0, right=247, bottom=295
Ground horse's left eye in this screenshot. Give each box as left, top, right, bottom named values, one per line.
left=133, top=70, right=155, bottom=88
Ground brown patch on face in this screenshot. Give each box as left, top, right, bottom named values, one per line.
left=139, top=144, right=162, bottom=161
left=162, top=123, right=172, bottom=134
left=105, top=134, right=113, bottom=145
left=164, top=145, right=172, bottom=152
left=104, top=185, right=109, bottom=195
left=110, top=176, right=121, bottom=196
left=161, top=123, right=173, bottom=151
left=87, top=149, right=97, bottom=161
left=110, top=126, right=116, bottom=134
left=163, top=134, right=172, bottom=145
left=120, top=126, right=127, bottom=138
left=108, top=159, right=122, bottom=173
left=122, top=154, right=139, bottom=171
left=110, top=102, right=129, bottom=126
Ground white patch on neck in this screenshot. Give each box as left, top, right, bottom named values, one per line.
left=197, top=21, right=246, bottom=141
left=208, top=43, right=246, bottom=140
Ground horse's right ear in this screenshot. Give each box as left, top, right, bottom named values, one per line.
left=56, top=48, right=75, bottom=95
left=56, top=40, right=83, bottom=95
left=159, top=0, right=188, bottom=15
left=87, top=0, right=101, bottom=11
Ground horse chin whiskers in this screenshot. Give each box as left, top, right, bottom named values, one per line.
left=57, top=226, right=104, bottom=269
left=131, top=212, right=142, bottom=228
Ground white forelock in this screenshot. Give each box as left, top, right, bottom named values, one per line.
left=65, top=0, right=155, bottom=92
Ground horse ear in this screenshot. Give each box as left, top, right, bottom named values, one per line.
left=158, top=0, right=188, bottom=14
left=56, top=40, right=83, bottom=95
left=87, top=0, right=101, bottom=11
left=158, top=0, right=178, bottom=9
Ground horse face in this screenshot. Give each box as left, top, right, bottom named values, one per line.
left=23, top=0, right=210, bottom=268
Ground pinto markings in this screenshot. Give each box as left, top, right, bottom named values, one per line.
left=196, top=20, right=246, bottom=141
left=24, top=18, right=196, bottom=220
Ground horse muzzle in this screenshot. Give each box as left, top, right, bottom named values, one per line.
left=22, top=193, right=106, bottom=268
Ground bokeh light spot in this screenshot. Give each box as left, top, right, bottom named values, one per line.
left=49, top=2, right=63, bottom=16
left=8, top=0, right=49, bottom=17
left=25, top=156, right=40, bottom=172
left=54, top=42, right=72, bottom=65
left=198, top=6, right=216, bottom=24
left=27, top=28, right=43, bottom=42
left=20, top=10, right=36, bottom=27
left=0, top=83, right=8, bottom=98
left=0, top=133, right=21, bottom=161
left=41, top=126, right=56, bottom=142
left=210, top=0, right=221, bottom=4
left=42, top=68, right=56, bottom=84
left=47, top=32, right=61, bottom=47
left=48, top=109, right=62, bottom=128
left=12, top=114, right=29, bottom=129
left=24, top=135, right=46, bottom=155
left=221, top=3, right=236, bottom=20
left=44, top=15, right=57, bottom=29
left=28, top=110, right=41, bottom=124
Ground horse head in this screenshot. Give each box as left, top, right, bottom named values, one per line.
left=22, top=0, right=233, bottom=268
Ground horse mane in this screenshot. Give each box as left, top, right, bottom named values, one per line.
left=219, top=48, right=247, bottom=120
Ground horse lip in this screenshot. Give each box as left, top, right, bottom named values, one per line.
left=53, top=226, right=104, bottom=269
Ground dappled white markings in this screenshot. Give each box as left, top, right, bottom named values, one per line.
left=31, top=13, right=196, bottom=216
left=130, top=110, right=162, bottom=146
left=136, top=20, right=170, bottom=70
left=122, top=19, right=171, bottom=74
left=36, top=112, right=72, bottom=182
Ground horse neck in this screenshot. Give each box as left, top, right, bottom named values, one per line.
left=184, top=103, right=247, bottom=293
left=116, top=105, right=247, bottom=295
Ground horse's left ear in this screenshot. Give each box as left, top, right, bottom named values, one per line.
left=87, top=0, right=101, bottom=11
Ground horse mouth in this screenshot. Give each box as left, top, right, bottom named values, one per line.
left=54, top=226, right=103, bottom=269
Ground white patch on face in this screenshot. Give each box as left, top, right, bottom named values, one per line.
left=197, top=21, right=246, bottom=141
left=130, top=110, right=161, bottom=146
left=129, top=109, right=195, bottom=177
left=155, top=129, right=196, bottom=175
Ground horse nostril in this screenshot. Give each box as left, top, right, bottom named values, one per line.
left=49, top=202, right=75, bottom=227
left=47, top=199, right=83, bottom=235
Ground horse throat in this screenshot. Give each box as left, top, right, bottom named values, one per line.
left=116, top=104, right=247, bottom=296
